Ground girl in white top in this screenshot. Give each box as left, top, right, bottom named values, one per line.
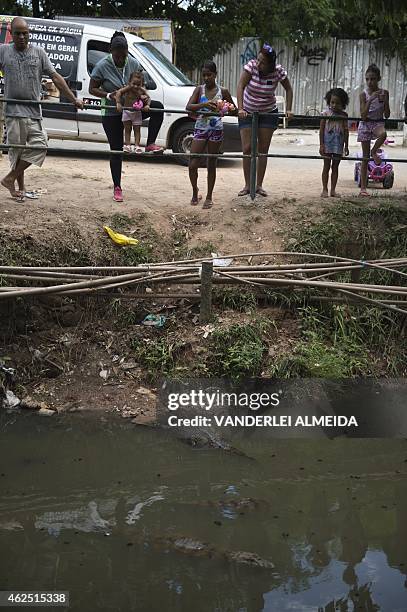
left=186, top=61, right=235, bottom=209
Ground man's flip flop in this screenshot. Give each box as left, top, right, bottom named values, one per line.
left=190, top=195, right=202, bottom=206
left=202, top=199, right=213, bottom=209
left=25, top=191, right=40, bottom=199
left=13, top=194, right=25, bottom=203
left=359, top=190, right=370, bottom=197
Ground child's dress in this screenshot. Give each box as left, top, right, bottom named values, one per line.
left=193, top=84, right=223, bottom=142
left=322, top=108, right=347, bottom=155
left=122, top=97, right=142, bottom=126
left=357, top=90, right=385, bottom=142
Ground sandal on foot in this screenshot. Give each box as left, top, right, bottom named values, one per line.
left=190, top=195, right=202, bottom=206
left=238, top=188, right=250, bottom=196
left=134, top=147, right=143, bottom=154
left=13, top=193, right=25, bottom=203
left=123, top=145, right=132, bottom=153
left=359, top=190, right=370, bottom=197
left=202, top=199, right=213, bottom=209
left=256, top=186, right=268, bottom=197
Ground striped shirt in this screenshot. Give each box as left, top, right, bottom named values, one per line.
left=243, top=59, right=287, bottom=113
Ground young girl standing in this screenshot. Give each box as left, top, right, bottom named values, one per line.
left=358, top=64, right=390, bottom=197
left=319, top=88, right=349, bottom=198
left=186, top=61, right=235, bottom=209
left=115, top=71, right=150, bottom=153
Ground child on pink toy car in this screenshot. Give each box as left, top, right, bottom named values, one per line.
left=357, top=64, right=390, bottom=197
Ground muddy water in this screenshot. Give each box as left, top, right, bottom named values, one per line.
left=1, top=412, right=407, bottom=612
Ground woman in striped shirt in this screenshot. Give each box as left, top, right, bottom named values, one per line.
left=237, top=44, right=293, bottom=196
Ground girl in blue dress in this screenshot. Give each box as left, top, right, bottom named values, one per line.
left=319, top=88, right=349, bottom=198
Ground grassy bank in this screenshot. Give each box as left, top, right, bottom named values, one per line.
left=1, top=198, right=406, bottom=407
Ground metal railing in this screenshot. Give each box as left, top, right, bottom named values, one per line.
left=1, top=97, right=406, bottom=201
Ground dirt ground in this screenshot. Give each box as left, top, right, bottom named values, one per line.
left=1, top=148, right=406, bottom=253
left=1, top=150, right=406, bottom=423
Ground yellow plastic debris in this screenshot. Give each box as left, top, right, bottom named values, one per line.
left=103, top=226, right=139, bottom=246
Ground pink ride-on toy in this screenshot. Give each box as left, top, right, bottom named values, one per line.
left=354, top=148, right=394, bottom=189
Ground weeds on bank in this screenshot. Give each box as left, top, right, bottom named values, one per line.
left=132, top=336, right=184, bottom=379
left=106, top=213, right=157, bottom=265
left=269, top=200, right=407, bottom=376
left=269, top=302, right=405, bottom=378
left=108, top=298, right=144, bottom=328
left=0, top=229, right=94, bottom=268
left=214, top=287, right=257, bottom=312
left=288, top=201, right=407, bottom=259
left=114, top=243, right=155, bottom=265
left=172, top=235, right=217, bottom=260
left=189, top=241, right=217, bottom=259
left=269, top=333, right=370, bottom=378
left=209, top=318, right=274, bottom=379
left=109, top=213, right=134, bottom=232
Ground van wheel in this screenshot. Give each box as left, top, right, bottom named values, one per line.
left=171, top=121, right=196, bottom=166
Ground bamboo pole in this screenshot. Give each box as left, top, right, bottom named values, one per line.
left=2, top=273, right=406, bottom=299
left=1, top=256, right=405, bottom=273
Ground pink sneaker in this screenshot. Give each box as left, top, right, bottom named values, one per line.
left=113, top=186, right=123, bottom=202
left=145, top=143, right=164, bottom=154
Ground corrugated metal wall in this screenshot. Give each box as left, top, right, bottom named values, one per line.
left=190, top=37, right=407, bottom=119
left=335, top=39, right=406, bottom=119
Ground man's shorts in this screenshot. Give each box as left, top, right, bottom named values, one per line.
left=193, top=127, right=223, bottom=142
left=122, top=110, right=142, bottom=126
left=238, top=108, right=279, bottom=130
left=357, top=120, right=385, bottom=142
left=6, top=116, right=47, bottom=169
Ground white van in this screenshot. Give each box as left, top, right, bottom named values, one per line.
left=0, top=16, right=241, bottom=160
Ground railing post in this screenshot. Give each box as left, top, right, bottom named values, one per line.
left=199, top=261, right=213, bottom=323
left=250, top=111, right=258, bottom=201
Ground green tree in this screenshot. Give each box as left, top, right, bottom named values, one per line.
left=16, top=0, right=407, bottom=70
left=332, top=0, right=407, bottom=66
left=2, top=0, right=31, bottom=15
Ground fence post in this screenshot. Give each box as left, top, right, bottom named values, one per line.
left=199, top=261, right=213, bottom=323
left=250, top=111, right=259, bottom=201
left=403, top=122, right=407, bottom=147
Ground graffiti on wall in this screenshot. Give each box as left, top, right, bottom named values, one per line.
left=240, top=39, right=258, bottom=66
left=240, top=39, right=286, bottom=67
left=299, top=45, right=328, bottom=66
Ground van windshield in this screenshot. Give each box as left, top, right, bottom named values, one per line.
left=133, top=42, right=192, bottom=86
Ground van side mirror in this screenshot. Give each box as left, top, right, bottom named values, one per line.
left=143, top=73, right=156, bottom=91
